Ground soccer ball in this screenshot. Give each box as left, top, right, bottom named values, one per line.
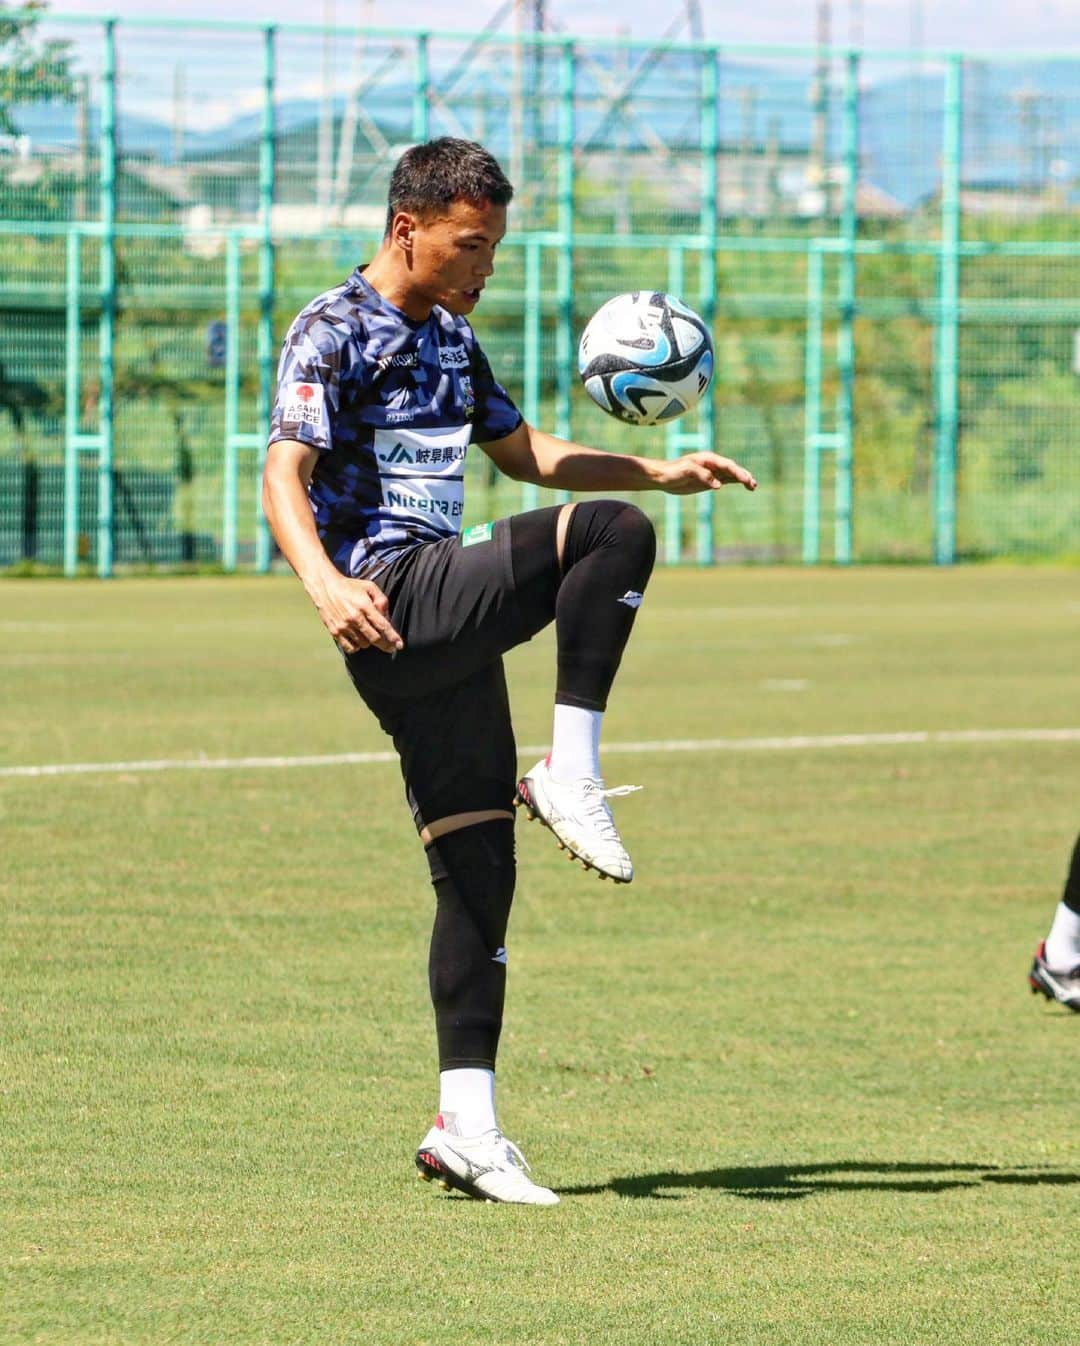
left=577, top=291, right=714, bottom=426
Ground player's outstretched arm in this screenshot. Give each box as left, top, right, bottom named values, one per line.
left=481, top=422, right=757, bottom=495
left=262, top=439, right=403, bottom=655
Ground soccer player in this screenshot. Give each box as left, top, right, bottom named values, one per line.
left=1028, top=831, right=1080, bottom=1011
left=262, top=138, right=757, bottom=1205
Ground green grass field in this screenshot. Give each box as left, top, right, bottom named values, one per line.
left=2, top=568, right=1078, bottom=1346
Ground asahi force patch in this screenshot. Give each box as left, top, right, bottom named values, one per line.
left=281, top=382, right=325, bottom=426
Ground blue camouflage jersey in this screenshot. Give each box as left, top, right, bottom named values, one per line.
left=268, top=268, right=522, bottom=577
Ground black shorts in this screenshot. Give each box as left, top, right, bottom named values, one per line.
left=344, top=508, right=564, bottom=829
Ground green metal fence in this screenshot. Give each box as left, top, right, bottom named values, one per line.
left=1, top=13, right=1079, bottom=572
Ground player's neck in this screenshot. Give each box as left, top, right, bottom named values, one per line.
left=361, top=247, right=434, bottom=323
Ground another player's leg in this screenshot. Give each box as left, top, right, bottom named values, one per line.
left=514, top=500, right=656, bottom=882
left=1029, top=832, right=1080, bottom=1011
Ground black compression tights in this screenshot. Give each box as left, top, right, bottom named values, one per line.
left=555, top=500, right=656, bottom=710
left=425, top=819, right=516, bottom=1071
left=510, top=499, right=657, bottom=713
left=422, top=504, right=655, bottom=1070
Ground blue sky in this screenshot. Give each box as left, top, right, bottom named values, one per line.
left=43, top=0, right=1080, bottom=53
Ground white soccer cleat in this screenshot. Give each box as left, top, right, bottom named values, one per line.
left=515, top=756, right=638, bottom=884
left=415, top=1116, right=560, bottom=1205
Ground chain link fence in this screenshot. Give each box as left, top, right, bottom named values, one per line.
left=1, top=12, right=1078, bottom=571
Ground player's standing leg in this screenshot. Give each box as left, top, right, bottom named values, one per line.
left=417, top=810, right=559, bottom=1205
left=1029, top=832, right=1080, bottom=1011
left=515, top=499, right=657, bottom=883
left=358, top=659, right=559, bottom=1205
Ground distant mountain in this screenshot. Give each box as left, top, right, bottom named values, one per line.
left=11, top=101, right=175, bottom=160
left=11, top=58, right=1080, bottom=208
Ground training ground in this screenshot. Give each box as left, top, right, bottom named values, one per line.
left=2, top=566, right=1077, bottom=1345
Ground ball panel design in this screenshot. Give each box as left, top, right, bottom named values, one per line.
left=578, top=291, right=714, bottom=426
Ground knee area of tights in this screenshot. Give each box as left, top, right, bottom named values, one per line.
left=425, top=817, right=516, bottom=885
left=615, top=502, right=656, bottom=549
left=606, top=502, right=656, bottom=573
left=565, top=499, right=656, bottom=563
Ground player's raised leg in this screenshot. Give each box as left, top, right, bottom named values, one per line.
left=514, top=500, right=656, bottom=883
left=1029, top=832, right=1080, bottom=1012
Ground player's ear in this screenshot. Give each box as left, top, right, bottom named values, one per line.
left=390, top=211, right=416, bottom=255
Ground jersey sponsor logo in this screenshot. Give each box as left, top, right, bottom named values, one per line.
left=280, top=381, right=325, bottom=426
left=383, top=484, right=464, bottom=522
left=438, top=344, right=470, bottom=370
left=618, top=590, right=644, bottom=608
left=373, top=425, right=471, bottom=533
left=372, top=425, right=471, bottom=472
left=385, top=409, right=414, bottom=424
left=461, top=521, right=493, bottom=547
left=376, top=350, right=420, bottom=371
left=377, top=441, right=463, bottom=466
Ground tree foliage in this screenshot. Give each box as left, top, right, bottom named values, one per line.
left=0, top=2, right=73, bottom=137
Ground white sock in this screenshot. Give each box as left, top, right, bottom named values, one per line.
left=1043, top=901, right=1080, bottom=971
left=439, top=1068, right=497, bottom=1136
left=549, top=703, right=603, bottom=781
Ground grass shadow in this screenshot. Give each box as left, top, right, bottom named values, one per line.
left=561, top=1161, right=1080, bottom=1201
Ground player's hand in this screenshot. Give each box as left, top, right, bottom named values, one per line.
left=659, top=452, right=758, bottom=495
left=309, top=571, right=403, bottom=655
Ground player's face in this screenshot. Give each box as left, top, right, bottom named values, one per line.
left=405, top=198, right=507, bottom=316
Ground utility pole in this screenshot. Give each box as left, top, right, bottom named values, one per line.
left=614, top=25, right=630, bottom=234
left=810, top=0, right=831, bottom=216
left=318, top=0, right=336, bottom=221
left=75, top=72, right=89, bottom=220
left=909, top=0, right=924, bottom=204
left=511, top=0, right=545, bottom=222
left=172, top=62, right=185, bottom=167
left=848, top=0, right=863, bottom=47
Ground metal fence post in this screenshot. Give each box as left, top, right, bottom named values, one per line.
left=696, top=44, right=719, bottom=564
left=834, top=47, right=859, bottom=564
left=97, top=18, right=116, bottom=578
left=223, top=232, right=241, bottom=572
left=254, top=24, right=277, bottom=573
left=522, top=237, right=541, bottom=511
left=64, top=228, right=82, bottom=576
left=803, top=243, right=825, bottom=564
left=554, top=39, right=575, bottom=457
left=934, top=55, right=963, bottom=565
left=665, top=244, right=686, bottom=564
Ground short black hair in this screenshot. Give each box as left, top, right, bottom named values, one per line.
left=385, top=137, right=514, bottom=234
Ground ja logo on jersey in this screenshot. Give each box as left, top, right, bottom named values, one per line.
left=377, top=441, right=414, bottom=465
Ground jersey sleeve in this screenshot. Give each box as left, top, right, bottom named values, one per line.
left=470, top=342, right=523, bottom=443
left=268, top=314, right=348, bottom=454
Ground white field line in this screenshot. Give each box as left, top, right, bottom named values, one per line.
left=1, top=727, right=1078, bottom=780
